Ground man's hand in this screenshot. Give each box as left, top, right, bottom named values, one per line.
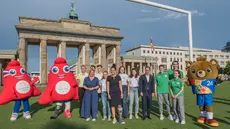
left=121, top=93, right=124, bottom=99
left=152, top=93, right=155, bottom=97
left=172, top=95, right=176, bottom=99
left=108, top=95, right=111, bottom=100
left=140, top=92, right=143, bottom=97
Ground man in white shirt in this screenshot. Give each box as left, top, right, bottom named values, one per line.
left=96, top=65, right=103, bottom=99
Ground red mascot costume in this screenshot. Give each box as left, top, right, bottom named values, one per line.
left=0, top=60, right=41, bottom=121
left=39, top=57, right=78, bottom=119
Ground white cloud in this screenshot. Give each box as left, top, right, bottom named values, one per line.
left=139, top=9, right=205, bottom=23
left=140, top=9, right=153, bottom=13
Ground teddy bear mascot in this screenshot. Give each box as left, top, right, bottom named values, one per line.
left=39, top=57, right=79, bottom=119
left=0, top=60, right=41, bottom=121
left=186, top=56, right=219, bottom=127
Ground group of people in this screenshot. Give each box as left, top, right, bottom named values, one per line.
left=76, top=61, right=186, bottom=125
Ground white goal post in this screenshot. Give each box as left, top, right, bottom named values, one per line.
left=127, top=0, right=194, bottom=61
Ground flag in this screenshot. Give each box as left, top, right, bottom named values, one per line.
left=149, top=38, right=154, bottom=50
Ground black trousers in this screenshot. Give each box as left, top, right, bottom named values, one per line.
left=79, top=87, right=85, bottom=114
left=142, top=91, right=152, bottom=117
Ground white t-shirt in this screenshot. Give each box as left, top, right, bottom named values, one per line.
left=146, top=74, right=150, bottom=82
left=99, top=79, right=107, bottom=92
left=129, top=76, right=139, bottom=88
left=119, top=73, right=129, bottom=85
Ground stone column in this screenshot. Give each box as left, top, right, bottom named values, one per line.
left=18, top=38, right=28, bottom=71
left=40, top=39, right=48, bottom=84
left=131, top=62, right=134, bottom=69
left=0, top=61, right=2, bottom=86
left=127, top=63, right=131, bottom=75
left=57, top=41, right=66, bottom=59
left=140, top=62, right=143, bottom=74
left=85, top=43, right=90, bottom=70
left=98, top=46, right=101, bottom=64
left=116, top=45, right=121, bottom=70
left=101, top=44, right=107, bottom=71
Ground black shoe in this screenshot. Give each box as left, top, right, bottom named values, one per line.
left=142, top=117, right=146, bottom=120
left=147, top=115, right=151, bottom=120
left=50, top=116, right=57, bottom=119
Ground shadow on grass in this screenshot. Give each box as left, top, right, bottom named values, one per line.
left=213, top=97, right=230, bottom=101
left=213, top=100, right=230, bottom=105
left=185, top=113, right=211, bottom=129
left=41, top=119, right=89, bottom=129
left=225, top=116, right=230, bottom=119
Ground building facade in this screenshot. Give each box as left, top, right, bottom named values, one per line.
left=126, top=45, right=230, bottom=74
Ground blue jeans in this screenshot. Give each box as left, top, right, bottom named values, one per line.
left=122, top=85, right=128, bottom=117
left=129, top=87, right=139, bottom=114
left=13, top=98, right=29, bottom=113
left=101, top=92, right=111, bottom=117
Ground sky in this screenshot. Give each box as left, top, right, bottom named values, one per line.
left=0, top=0, right=229, bottom=72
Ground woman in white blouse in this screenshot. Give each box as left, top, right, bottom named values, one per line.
left=128, top=68, right=140, bottom=119
left=99, top=71, right=111, bottom=121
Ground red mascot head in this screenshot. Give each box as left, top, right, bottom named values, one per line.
left=0, top=60, right=40, bottom=105
left=39, top=57, right=78, bottom=105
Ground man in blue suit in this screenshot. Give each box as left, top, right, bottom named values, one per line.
left=139, top=66, right=155, bottom=120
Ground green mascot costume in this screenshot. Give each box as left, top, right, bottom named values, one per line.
left=186, top=56, right=219, bottom=127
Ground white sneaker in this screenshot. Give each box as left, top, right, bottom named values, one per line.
left=102, top=116, right=107, bottom=121
left=160, top=114, right=164, bottom=120
left=129, top=115, right=132, bottom=119
left=108, top=116, right=111, bottom=121
left=175, top=119, right=179, bottom=123
left=135, top=114, right=139, bottom=119
left=86, top=118, right=90, bottom=121
left=23, top=111, right=31, bottom=119
left=92, top=118, right=96, bottom=122
left=181, top=120, right=186, bottom=124
left=168, top=115, right=173, bottom=121
left=112, top=118, right=117, bottom=124
left=10, top=113, right=18, bottom=121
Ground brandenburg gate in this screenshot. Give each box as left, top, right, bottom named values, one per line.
left=16, top=17, right=123, bottom=84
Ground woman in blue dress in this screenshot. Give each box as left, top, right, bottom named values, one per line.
left=81, top=69, right=99, bottom=122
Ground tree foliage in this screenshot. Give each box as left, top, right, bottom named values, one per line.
left=224, top=61, right=230, bottom=75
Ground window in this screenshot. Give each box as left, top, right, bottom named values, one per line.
left=220, top=61, right=224, bottom=65
left=174, top=58, right=176, bottom=61
left=185, top=54, right=189, bottom=58
left=220, top=55, right=224, bottom=58
left=161, top=58, right=167, bottom=63
left=147, top=50, right=150, bottom=53
left=159, top=51, right=161, bottom=54
left=152, top=51, right=154, bottom=54
left=177, top=52, right=179, bottom=55
left=143, top=50, right=145, bottom=53
left=155, top=51, right=158, bottom=54
left=163, top=52, right=165, bottom=54
left=180, top=58, right=182, bottom=62
left=170, top=58, right=172, bottom=62
left=203, top=55, right=207, bottom=58
left=215, top=55, right=218, bottom=58
left=132, top=52, right=134, bottom=56
left=177, top=58, right=179, bottom=61
left=167, top=52, right=169, bottom=55
left=226, top=55, right=229, bottom=59
left=209, top=55, right=213, bottom=58
left=173, top=52, right=175, bottom=55
left=180, top=53, right=182, bottom=55
left=170, top=52, right=172, bottom=55
left=181, top=65, right=183, bottom=70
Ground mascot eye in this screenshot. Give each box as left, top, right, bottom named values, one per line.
left=191, top=69, right=196, bottom=73
left=52, top=66, right=59, bottom=74
left=207, top=68, right=212, bottom=72
left=63, top=65, right=70, bottom=73
left=20, top=68, right=25, bottom=74
left=9, top=69, right=16, bottom=76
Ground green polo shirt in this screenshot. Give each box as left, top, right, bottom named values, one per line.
left=76, top=72, right=88, bottom=87
left=168, top=69, right=184, bottom=80
left=155, top=72, right=169, bottom=94
left=170, top=78, right=184, bottom=96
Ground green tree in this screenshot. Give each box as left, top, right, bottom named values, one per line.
left=224, top=61, right=230, bottom=75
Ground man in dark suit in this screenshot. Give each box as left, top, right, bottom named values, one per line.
left=139, top=66, right=155, bottom=120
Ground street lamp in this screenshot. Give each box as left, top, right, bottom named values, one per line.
left=127, top=0, right=194, bottom=62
